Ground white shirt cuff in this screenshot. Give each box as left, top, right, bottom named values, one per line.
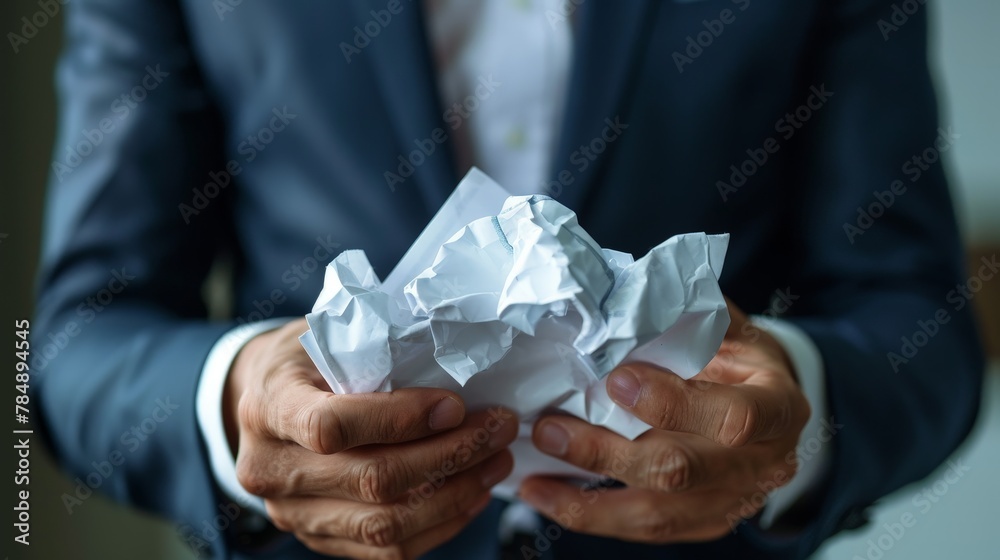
left=195, top=319, right=293, bottom=518
left=749, top=316, right=832, bottom=529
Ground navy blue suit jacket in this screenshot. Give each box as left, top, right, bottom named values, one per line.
left=34, top=0, right=983, bottom=558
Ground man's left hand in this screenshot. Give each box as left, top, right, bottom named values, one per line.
left=519, top=299, right=811, bottom=543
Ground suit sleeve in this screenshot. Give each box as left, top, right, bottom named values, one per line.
left=32, top=0, right=240, bottom=557
left=736, top=0, right=984, bottom=557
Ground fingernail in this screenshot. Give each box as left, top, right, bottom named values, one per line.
left=608, top=368, right=641, bottom=407
left=429, top=397, right=464, bottom=430
left=481, top=457, right=511, bottom=487
left=535, top=421, right=570, bottom=457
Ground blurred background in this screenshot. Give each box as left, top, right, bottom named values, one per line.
left=2, top=1, right=996, bottom=558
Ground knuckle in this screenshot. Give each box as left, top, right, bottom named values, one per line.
left=653, top=406, right=677, bottom=433
left=638, top=507, right=676, bottom=543
left=352, top=509, right=403, bottom=547
left=236, top=454, right=279, bottom=497
left=648, top=446, right=694, bottom=492
left=652, top=388, right=687, bottom=432
left=297, top=397, right=343, bottom=454
left=574, top=436, right=610, bottom=473
left=719, top=400, right=761, bottom=448
left=357, top=455, right=405, bottom=503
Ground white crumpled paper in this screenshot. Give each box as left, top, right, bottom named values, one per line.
left=300, top=168, right=730, bottom=496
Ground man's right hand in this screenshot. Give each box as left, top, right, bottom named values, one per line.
left=225, top=319, right=518, bottom=559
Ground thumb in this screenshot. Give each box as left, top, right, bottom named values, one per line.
left=606, top=363, right=793, bottom=447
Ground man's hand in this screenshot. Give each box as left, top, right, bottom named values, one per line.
left=226, top=319, right=518, bottom=559
left=519, top=301, right=810, bottom=543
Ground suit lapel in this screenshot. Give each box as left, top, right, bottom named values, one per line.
left=351, top=0, right=457, bottom=213
left=552, top=0, right=660, bottom=211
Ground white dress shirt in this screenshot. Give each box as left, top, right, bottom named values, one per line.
left=196, top=0, right=830, bottom=534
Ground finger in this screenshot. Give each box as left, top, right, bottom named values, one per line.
left=295, top=497, right=489, bottom=560
left=266, top=451, right=512, bottom=547
left=250, top=382, right=467, bottom=453
left=395, top=493, right=492, bottom=558
left=532, top=416, right=757, bottom=492
left=328, top=408, right=518, bottom=503
left=519, top=479, right=734, bottom=544
left=605, top=364, right=794, bottom=447
left=391, top=450, right=510, bottom=541
left=238, top=408, right=519, bottom=501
